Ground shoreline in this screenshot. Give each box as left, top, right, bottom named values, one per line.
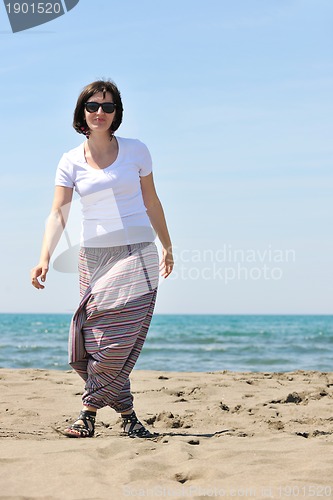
left=0, top=368, right=332, bottom=498
left=1, top=366, right=332, bottom=375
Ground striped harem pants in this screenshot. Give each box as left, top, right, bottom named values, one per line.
left=68, top=242, right=159, bottom=413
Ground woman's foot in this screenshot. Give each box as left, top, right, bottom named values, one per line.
left=63, top=410, right=96, bottom=438
left=121, top=411, right=157, bottom=438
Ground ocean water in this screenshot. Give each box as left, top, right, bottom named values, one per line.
left=0, top=314, right=332, bottom=373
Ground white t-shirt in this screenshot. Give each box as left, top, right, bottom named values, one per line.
left=55, top=136, right=155, bottom=247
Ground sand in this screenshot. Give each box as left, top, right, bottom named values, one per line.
left=0, top=368, right=332, bottom=499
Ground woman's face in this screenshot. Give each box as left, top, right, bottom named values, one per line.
left=84, top=91, right=115, bottom=136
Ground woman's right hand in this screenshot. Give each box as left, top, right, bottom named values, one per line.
left=31, top=262, right=49, bottom=289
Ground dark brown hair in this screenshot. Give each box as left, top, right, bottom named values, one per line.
left=73, top=80, right=123, bottom=138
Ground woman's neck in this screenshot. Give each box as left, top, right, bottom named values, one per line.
left=86, top=132, right=114, bottom=154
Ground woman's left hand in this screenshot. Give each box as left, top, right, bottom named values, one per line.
left=159, top=247, right=174, bottom=278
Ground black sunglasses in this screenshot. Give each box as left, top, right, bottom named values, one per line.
left=84, top=102, right=116, bottom=114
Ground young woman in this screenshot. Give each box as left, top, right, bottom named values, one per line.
left=31, top=80, right=173, bottom=438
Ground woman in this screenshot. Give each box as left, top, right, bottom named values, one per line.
left=31, top=80, right=173, bottom=439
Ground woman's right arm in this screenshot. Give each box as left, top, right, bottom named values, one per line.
left=31, top=186, right=73, bottom=289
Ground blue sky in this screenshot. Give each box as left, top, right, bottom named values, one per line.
left=0, top=0, right=332, bottom=314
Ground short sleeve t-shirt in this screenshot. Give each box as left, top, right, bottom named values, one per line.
left=55, top=136, right=155, bottom=247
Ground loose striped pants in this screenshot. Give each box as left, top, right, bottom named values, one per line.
left=68, top=242, right=159, bottom=413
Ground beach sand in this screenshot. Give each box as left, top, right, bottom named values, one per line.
left=0, top=368, right=332, bottom=499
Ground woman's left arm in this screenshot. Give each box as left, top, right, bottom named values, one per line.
left=140, top=173, right=174, bottom=278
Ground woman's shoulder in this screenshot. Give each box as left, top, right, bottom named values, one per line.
left=117, top=136, right=152, bottom=172
left=62, top=142, right=85, bottom=163
left=117, top=136, right=149, bottom=152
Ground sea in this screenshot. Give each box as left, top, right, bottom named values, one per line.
left=0, top=314, right=332, bottom=373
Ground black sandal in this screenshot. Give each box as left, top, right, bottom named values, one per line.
left=63, top=410, right=96, bottom=438
left=121, top=411, right=157, bottom=439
